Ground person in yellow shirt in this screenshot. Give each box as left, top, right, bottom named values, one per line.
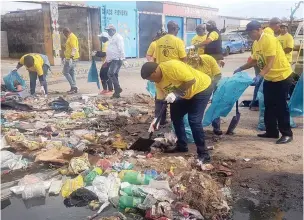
left=146, top=29, right=167, bottom=61
left=234, top=20, right=293, bottom=144
left=277, top=23, right=294, bottom=63
left=62, top=27, right=80, bottom=94
left=141, top=60, right=212, bottom=164
left=153, top=21, right=187, bottom=64
left=14, top=53, right=50, bottom=97
left=191, top=24, right=207, bottom=55
left=263, top=17, right=281, bottom=36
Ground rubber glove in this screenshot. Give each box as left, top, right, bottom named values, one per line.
left=122, top=60, right=129, bottom=68
left=165, top=92, right=177, bottom=103
left=233, top=67, right=242, bottom=74
left=12, top=68, right=18, bottom=72
left=148, top=118, right=160, bottom=133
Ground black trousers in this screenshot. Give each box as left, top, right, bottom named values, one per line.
left=263, top=75, right=293, bottom=137
left=99, top=63, right=113, bottom=91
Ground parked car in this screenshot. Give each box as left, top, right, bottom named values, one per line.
left=221, top=33, right=246, bottom=56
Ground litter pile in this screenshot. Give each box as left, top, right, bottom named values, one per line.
left=1, top=93, right=231, bottom=219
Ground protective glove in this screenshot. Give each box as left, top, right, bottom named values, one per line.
left=233, top=67, right=242, bottom=74
left=186, top=45, right=195, bottom=50
left=251, top=75, right=262, bottom=86
left=148, top=118, right=160, bottom=133
left=40, top=86, right=45, bottom=95
left=12, top=68, right=18, bottom=72
left=122, top=60, right=129, bottom=68
left=165, top=92, right=177, bottom=103
left=91, top=51, right=97, bottom=56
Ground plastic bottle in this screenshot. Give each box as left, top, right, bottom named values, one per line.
left=122, top=172, right=153, bottom=185
left=121, top=185, right=146, bottom=197
left=84, top=168, right=103, bottom=186
left=119, top=195, right=144, bottom=209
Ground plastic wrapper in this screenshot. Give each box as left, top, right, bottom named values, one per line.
left=22, top=182, right=46, bottom=200
left=107, top=172, right=121, bottom=198
left=61, top=175, right=84, bottom=198
left=92, top=176, right=110, bottom=203
left=49, top=180, right=63, bottom=195
left=1, top=150, right=28, bottom=170
left=68, top=153, right=90, bottom=174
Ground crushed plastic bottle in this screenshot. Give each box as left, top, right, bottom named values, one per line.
left=84, top=168, right=103, bottom=186
left=119, top=195, right=144, bottom=209
left=122, top=171, right=153, bottom=185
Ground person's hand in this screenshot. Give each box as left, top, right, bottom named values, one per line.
left=148, top=118, right=160, bottom=133
left=91, top=51, right=97, bottom=56
left=122, top=60, right=129, bottom=68
left=165, top=92, right=177, bottom=103
left=259, top=71, right=266, bottom=77
left=40, top=86, right=45, bottom=95
left=233, top=67, right=242, bottom=74
left=12, top=68, right=18, bottom=72
left=186, top=45, right=195, bottom=50
left=218, top=60, right=225, bottom=68
left=251, top=75, right=261, bottom=86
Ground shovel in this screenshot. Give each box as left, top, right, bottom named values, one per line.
left=226, top=100, right=240, bottom=135
left=130, top=102, right=167, bottom=152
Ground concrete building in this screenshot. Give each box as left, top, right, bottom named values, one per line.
left=214, top=15, right=251, bottom=32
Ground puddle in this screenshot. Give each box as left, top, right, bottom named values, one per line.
left=232, top=198, right=303, bottom=220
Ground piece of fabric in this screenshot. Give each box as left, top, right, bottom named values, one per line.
left=87, top=59, right=101, bottom=89
left=146, top=41, right=156, bottom=56
left=277, top=33, right=294, bottom=62
left=203, top=72, right=253, bottom=126
left=251, top=33, right=292, bottom=82
left=65, top=33, right=80, bottom=59
left=191, top=34, right=207, bottom=55
left=289, top=74, right=303, bottom=117
left=63, top=60, right=77, bottom=88
left=107, top=60, right=122, bottom=93
left=153, top=34, right=186, bottom=64
left=3, top=71, right=26, bottom=92
left=106, top=33, right=125, bottom=62
left=171, top=87, right=212, bottom=155
left=197, top=54, right=221, bottom=79
left=156, top=60, right=211, bottom=100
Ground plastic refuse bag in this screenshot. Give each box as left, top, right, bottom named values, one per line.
left=146, top=81, right=156, bottom=98
left=68, top=153, right=91, bottom=174
left=61, top=175, right=84, bottom=198
left=1, top=150, right=28, bottom=170
left=257, top=80, right=296, bottom=130
left=289, top=74, right=303, bottom=117
left=107, top=172, right=121, bottom=198
left=64, top=188, right=98, bottom=207
left=91, top=176, right=110, bottom=203
left=49, top=180, right=63, bottom=195
left=48, top=97, right=70, bottom=111
left=16, top=174, right=46, bottom=200
left=3, top=70, right=26, bottom=92
left=87, top=59, right=100, bottom=89
left=203, top=72, right=253, bottom=126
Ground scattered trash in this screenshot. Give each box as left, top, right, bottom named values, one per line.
left=1, top=150, right=28, bottom=170
left=64, top=188, right=98, bottom=207
left=49, top=180, right=63, bottom=195
left=243, top=158, right=251, bottom=162
left=68, top=153, right=91, bottom=174
left=61, top=175, right=84, bottom=198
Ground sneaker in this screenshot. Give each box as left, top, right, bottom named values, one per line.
left=213, top=129, right=223, bottom=136
left=276, top=136, right=293, bottom=144
left=118, top=88, right=123, bottom=94
left=67, top=87, right=78, bottom=94
left=111, top=93, right=121, bottom=99
left=100, top=90, right=108, bottom=94
left=104, top=90, right=113, bottom=95
left=197, top=153, right=211, bottom=164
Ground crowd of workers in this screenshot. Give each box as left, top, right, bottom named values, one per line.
left=11, top=17, right=295, bottom=164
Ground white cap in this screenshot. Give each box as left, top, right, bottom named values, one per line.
left=98, top=32, right=109, bottom=38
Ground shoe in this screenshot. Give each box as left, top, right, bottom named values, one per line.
left=276, top=136, right=293, bottom=144
left=164, top=146, right=188, bottom=153
left=118, top=88, right=123, bottom=94
left=111, top=93, right=121, bottom=99
left=100, top=90, right=108, bottom=94
left=213, top=129, right=223, bottom=136
left=197, top=153, right=211, bottom=164
left=67, top=87, right=78, bottom=94
left=105, top=90, right=113, bottom=95
left=257, top=133, right=279, bottom=139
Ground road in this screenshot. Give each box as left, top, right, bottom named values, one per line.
left=1, top=52, right=303, bottom=219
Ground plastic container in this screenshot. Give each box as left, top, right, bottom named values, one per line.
left=122, top=172, right=153, bottom=185
left=84, top=168, right=103, bottom=186
left=22, top=182, right=46, bottom=200
left=121, top=185, right=146, bottom=197
left=119, top=195, right=144, bottom=209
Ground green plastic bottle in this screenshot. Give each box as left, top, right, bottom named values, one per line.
left=122, top=172, right=152, bottom=185
left=84, top=167, right=103, bottom=186
left=119, top=195, right=144, bottom=209
left=121, top=185, right=146, bottom=197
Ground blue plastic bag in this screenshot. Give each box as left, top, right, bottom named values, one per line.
left=146, top=81, right=156, bottom=98
left=257, top=80, right=296, bottom=130
left=289, top=74, right=303, bottom=117
left=87, top=59, right=100, bottom=89
left=3, top=71, right=26, bottom=92
left=203, top=72, right=253, bottom=127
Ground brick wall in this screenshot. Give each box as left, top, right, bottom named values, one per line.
left=1, top=10, right=45, bottom=58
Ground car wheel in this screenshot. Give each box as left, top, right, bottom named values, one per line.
left=224, top=47, right=230, bottom=56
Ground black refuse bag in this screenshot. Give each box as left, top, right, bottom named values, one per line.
left=48, top=97, right=71, bottom=111
left=63, top=188, right=98, bottom=207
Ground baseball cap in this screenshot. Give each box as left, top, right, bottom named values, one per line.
left=280, top=23, right=288, bottom=27
left=98, top=32, right=109, bottom=38
left=205, top=20, right=216, bottom=27
left=105, top=24, right=116, bottom=30
left=245, top=20, right=262, bottom=32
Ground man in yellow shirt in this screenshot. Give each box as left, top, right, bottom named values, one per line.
left=141, top=60, right=212, bottom=163
left=146, top=29, right=167, bottom=61
left=277, top=23, right=294, bottom=63
left=62, top=27, right=80, bottom=94
left=263, top=17, right=281, bottom=36
left=234, top=20, right=293, bottom=144
left=191, top=24, right=207, bottom=55
left=14, top=53, right=50, bottom=97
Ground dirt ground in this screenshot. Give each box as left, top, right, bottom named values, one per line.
left=1, top=53, right=303, bottom=219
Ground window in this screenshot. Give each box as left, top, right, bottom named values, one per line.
left=186, top=18, right=197, bottom=32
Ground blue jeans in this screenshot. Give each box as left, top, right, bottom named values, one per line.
left=107, top=60, right=122, bottom=93
left=211, top=74, right=221, bottom=130
left=63, top=59, right=77, bottom=88
left=29, top=64, right=49, bottom=95
left=170, top=86, right=212, bottom=156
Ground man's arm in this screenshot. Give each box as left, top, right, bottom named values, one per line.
left=117, top=36, right=125, bottom=59
left=284, top=48, right=293, bottom=54
left=239, top=59, right=258, bottom=71
left=260, top=56, right=275, bottom=77
left=95, top=51, right=106, bottom=58
left=195, top=31, right=218, bottom=48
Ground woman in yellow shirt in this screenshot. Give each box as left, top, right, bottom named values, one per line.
left=14, top=53, right=50, bottom=97
left=141, top=60, right=213, bottom=164
left=146, top=29, right=167, bottom=62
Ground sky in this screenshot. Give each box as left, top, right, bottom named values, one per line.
left=1, top=0, right=303, bottom=19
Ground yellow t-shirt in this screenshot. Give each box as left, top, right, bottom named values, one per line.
left=146, top=41, right=156, bottom=56
left=252, top=33, right=292, bottom=82
left=64, top=33, right=80, bottom=59
left=207, top=31, right=219, bottom=41
left=196, top=54, right=221, bottom=79
left=156, top=60, right=211, bottom=100
left=277, top=33, right=294, bottom=62
left=19, top=53, right=44, bottom=76
left=191, top=34, right=207, bottom=55
left=263, top=27, right=274, bottom=36
left=154, top=34, right=187, bottom=64
left=101, top=41, right=108, bottom=62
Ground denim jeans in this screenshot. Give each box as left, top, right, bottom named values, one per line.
left=211, top=74, right=222, bottom=130
left=63, top=59, right=77, bottom=88
left=29, top=64, right=49, bottom=95
left=99, top=63, right=113, bottom=91
left=107, top=60, right=122, bottom=93
left=170, top=86, right=213, bottom=156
